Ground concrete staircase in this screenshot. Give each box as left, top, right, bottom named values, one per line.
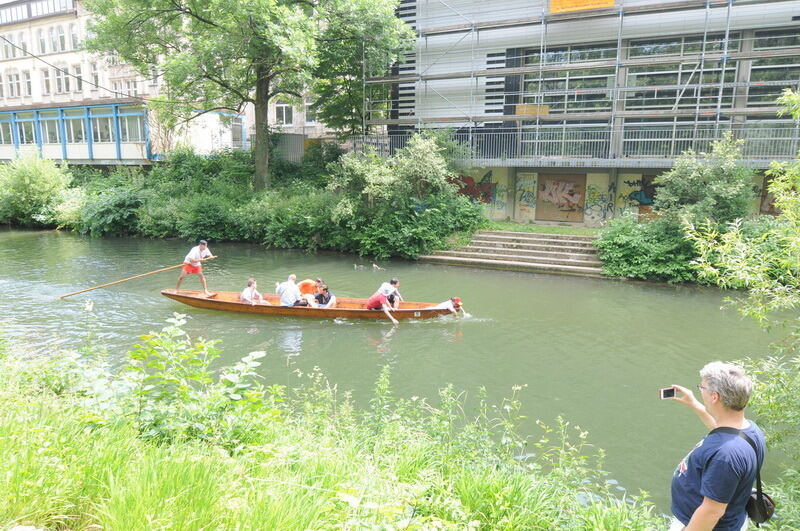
left=420, top=230, right=604, bottom=278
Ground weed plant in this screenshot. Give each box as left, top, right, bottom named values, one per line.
left=0, top=316, right=663, bottom=530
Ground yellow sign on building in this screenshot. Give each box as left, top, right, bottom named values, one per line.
left=550, top=0, right=614, bottom=14
left=515, top=104, right=550, bottom=117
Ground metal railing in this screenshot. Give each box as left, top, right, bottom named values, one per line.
left=349, top=125, right=800, bottom=165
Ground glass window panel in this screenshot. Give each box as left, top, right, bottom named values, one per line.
left=90, top=106, right=113, bottom=116
left=0, top=122, right=12, bottom=144
left=66, top=118, right=85, bottom=142
left=42, top=120, right=60, bottom=143
left=91, top=116, right=114, bottom=142
left=755, top=29, right=800, bottom=50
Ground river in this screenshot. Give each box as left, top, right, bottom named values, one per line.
left=0, top=228, right=778, bottom=511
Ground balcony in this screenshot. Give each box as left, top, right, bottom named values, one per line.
left=349, top=125, right=800, bottom=169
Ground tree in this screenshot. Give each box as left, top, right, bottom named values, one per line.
left=85, top=0, right=412, bottom=189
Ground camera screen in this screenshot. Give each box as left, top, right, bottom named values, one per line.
left=661, top=387, right=676, bottom=399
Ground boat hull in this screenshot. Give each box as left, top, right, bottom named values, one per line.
left=160, top=289, right=453, bottom=320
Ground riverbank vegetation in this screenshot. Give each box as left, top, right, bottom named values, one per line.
left=686, top=91, right=800, bottom=528
left=0, top=315, right=662, bottom=530
left=596, top=133, right=762, bottom=283
left=0, top=134, right=484, bottom=259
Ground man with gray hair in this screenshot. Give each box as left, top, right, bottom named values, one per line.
left=666, top=361, right=766, bottom=530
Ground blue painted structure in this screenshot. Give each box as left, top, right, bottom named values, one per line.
left=0, top=103, right=148, bottom=161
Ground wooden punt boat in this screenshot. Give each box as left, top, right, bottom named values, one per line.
left=160, top=289, right=455, bottom=320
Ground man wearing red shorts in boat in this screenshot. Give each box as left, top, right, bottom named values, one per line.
left=176, top=240, right=217, bottom=297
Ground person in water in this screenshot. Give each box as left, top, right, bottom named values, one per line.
left=428, top=297, right=465, bottom=317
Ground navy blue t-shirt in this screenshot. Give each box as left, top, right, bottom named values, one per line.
left=671, top=421, right=765, bottom=530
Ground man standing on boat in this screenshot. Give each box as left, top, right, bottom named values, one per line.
left=176, top=240, right=216, bottom=297
left=666, top=361, right=765, bottom=531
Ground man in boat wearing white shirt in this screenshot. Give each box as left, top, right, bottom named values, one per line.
left=176, top=240, right=216, bottom=297
left=240, top=278, right=269, bottom=305
left=377, top=278, right=403, bottom=309
left=275, top=274, right=306, bottom=307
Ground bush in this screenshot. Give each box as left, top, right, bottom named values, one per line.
left=654, top=133, right=756, bottom=225
left=77, top=185, right=144, bottom=237
left=596, top=214, right=699, bottom=283
left=175, top=194, right=239, bottom=243
left=0, top=155, right=71, bottom=226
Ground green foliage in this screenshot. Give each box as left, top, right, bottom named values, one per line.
left=270, top=141, right=345, bottom=188
left=654, top=133, right=756, bottom=225
left=77, top=185, right=144, bottom=237
left=0, top=318, right=663, bottom=529
left=0, top=155, right=71, bottom=226
left=596, top=214, right=699, bottom=282
left=125, top=314, right=269, bottom=444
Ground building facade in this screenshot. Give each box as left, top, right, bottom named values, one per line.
left=0, top=0, right=246, bottom=164
left=359, top=0, right=800, bottom=225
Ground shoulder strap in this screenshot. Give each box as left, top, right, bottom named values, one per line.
left=709, top=426, right=765, bottom=502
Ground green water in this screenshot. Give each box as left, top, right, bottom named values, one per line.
left=0, top=228, right=778, bottom=510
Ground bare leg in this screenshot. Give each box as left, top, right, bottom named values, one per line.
left=176, top=271, right=188, bottom=290
left=198, top=273, right=213, bottom=296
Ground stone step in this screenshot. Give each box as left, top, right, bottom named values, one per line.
left=476, top=230, right=598, bottom=241
left=471, top=234, right=598, bottom=248
left=469, top=239, right=598, bottom=254
left=418, top=254, right=605, bottom=277
left=457, top=245, right=602, bottom=264
left=438, top=250, right=603, bottom=267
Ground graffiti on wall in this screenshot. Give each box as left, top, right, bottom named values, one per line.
left=622, top=177, right=657, bottom=208
left=583, top=181, right=616, bottom=222
left=540, top=180, right=583, bottom=212
left=536, top=174, right=586, bottom=222
left=515, top=173, right=537, bottom=219
left=456, top=170, right=497, bottom=204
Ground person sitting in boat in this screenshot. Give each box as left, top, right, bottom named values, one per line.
left=297, top=277, right=323, bottom=306
left=314, top=284, right=337, bottom=309
left=275, top=274, right=307, bottom=307
left=377, top=278, right=403, bottom=309
left=240, top=278, right=269, bottom=306
left=426, top=297, right=465, bottom=317
left=366, top=290, right=399, bottom=325
left=176, top=239, right=217, bottom=297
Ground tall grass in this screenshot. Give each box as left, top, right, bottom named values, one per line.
left=0, top=321, right=664, bottom=530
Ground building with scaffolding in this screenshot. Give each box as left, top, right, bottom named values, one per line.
left=360, top=0, right=800, bottom=225
left=0, top=0, right=246, bottom=164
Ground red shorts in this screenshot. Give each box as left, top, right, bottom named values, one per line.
left=182, top=264, right=202, bottom=275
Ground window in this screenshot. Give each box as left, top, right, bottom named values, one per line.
left=231, top=117, right=243, bottom=147
left=49, top=28, right=57, bottom=53
left=22, top=70, right=31, bottom=96
left=0, top=76, right=4, bottom=98
left=41, top=69, right=51, bottom=95
left=629, top=33, right=740, bottom=58
left=38, top=29, right=46, bottom=54
left=90, top=62, right=98, bottom=88
left=112, top=80, right=122, bottom=95
left=40, top=112, right=60, bottom=143
left=624, top=60, right=736, bottom=111
left=54, top=67, right=68, bottom=93
left=119, top=114, right=144, bottom=141
left=748, top=56, right=800, bottom=106
left=6, top=73, right=20, bottom=98
left=72, top=65, right=82, bottom=91
left=0, top=118, right=12, bottom=144
left=754, top=29, right=800, bottom=50
left=64, top=109, right=85, bottom=143
left=304, top=100, right=317, bottom=124
left=3, top=34, right=14, bottom=59
left=69, top=23, right=78, bottom=49
left=18, top=32, right=26, bottom=54
left=125, top=79, right=138, bottom=97
left=57, top=26, right=66, bottom=51
left=16, top=119, right=35, bottom=145
left=275, top=100, right=293, bottom=125
left=91, top=108, right=115, bottom=142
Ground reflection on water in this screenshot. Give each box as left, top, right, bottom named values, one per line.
left=0, top=228, right=779, bottom=511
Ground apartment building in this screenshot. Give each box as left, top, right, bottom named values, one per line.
left=0, top=0, right=246, bottom=164
left=359, top=0, right=800, bottom=225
